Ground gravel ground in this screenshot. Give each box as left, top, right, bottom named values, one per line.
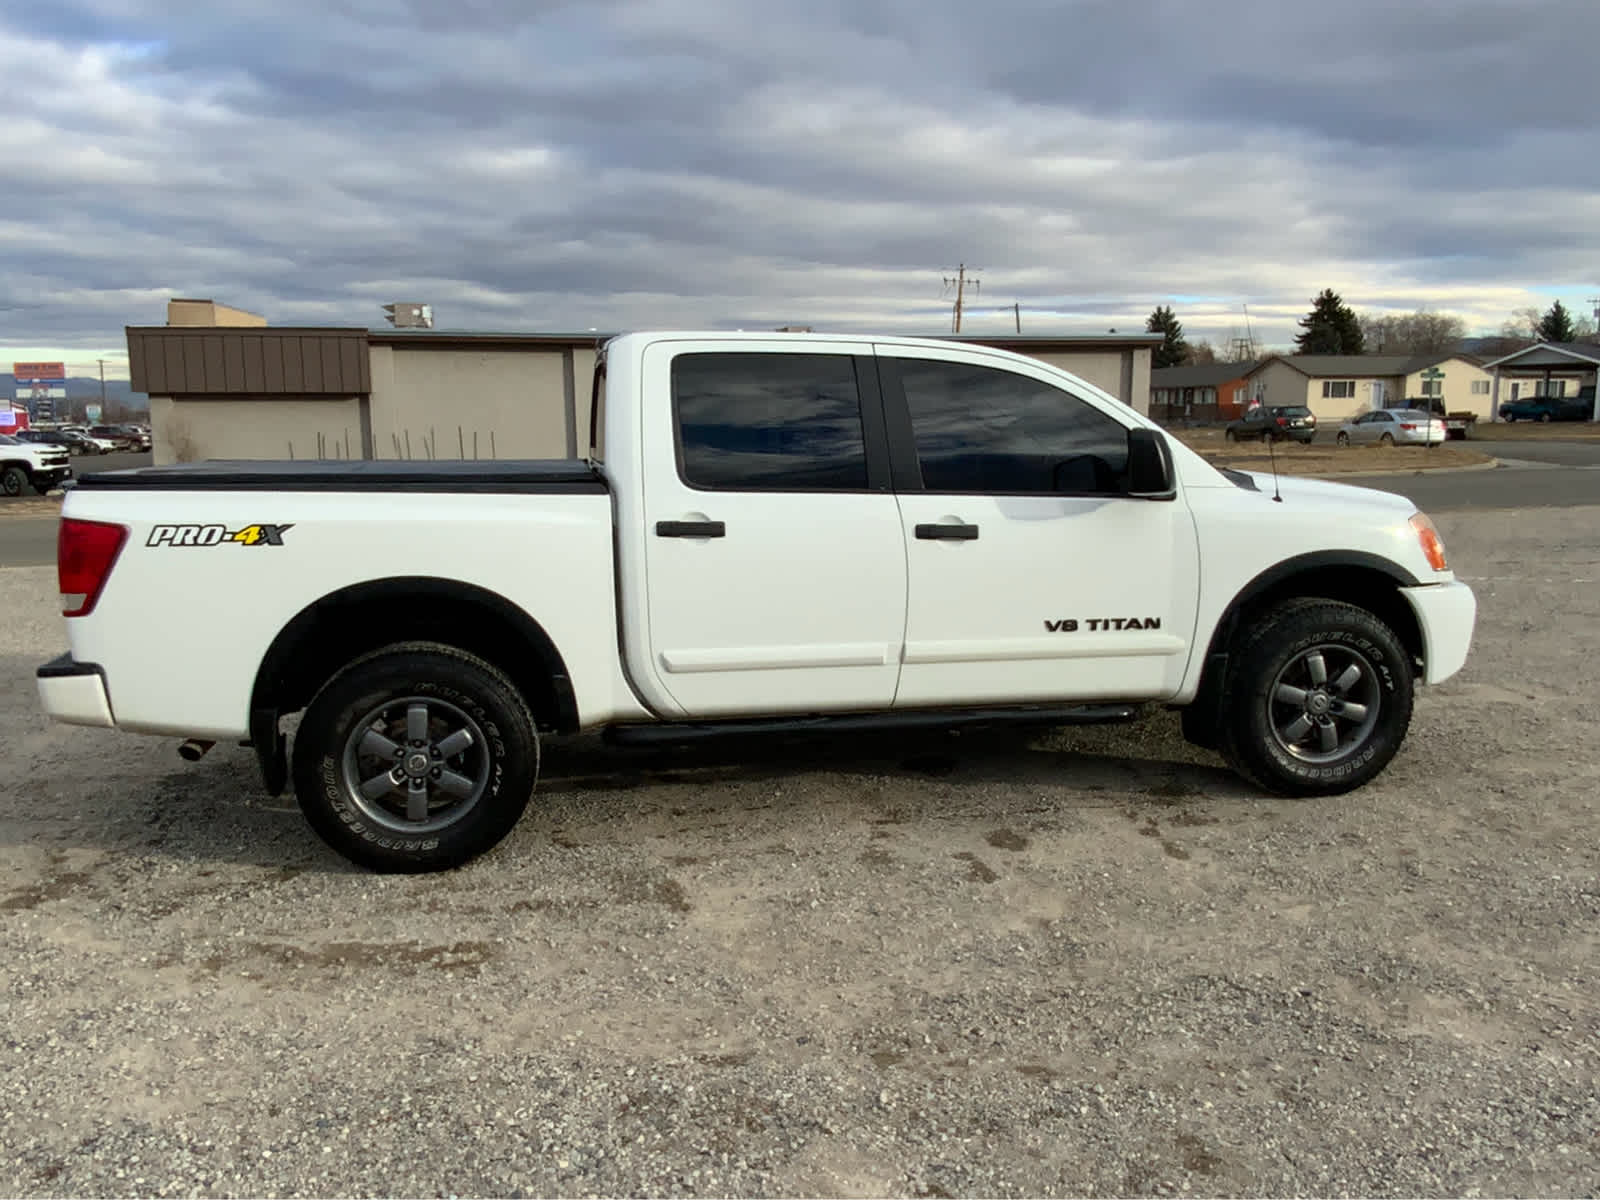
left=3, top=507, right=1598, bottom=1198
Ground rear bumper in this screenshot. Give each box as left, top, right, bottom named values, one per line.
left=1400, top=580, right=1477, bottom=685
left=36, top=654, right=115, bottom=727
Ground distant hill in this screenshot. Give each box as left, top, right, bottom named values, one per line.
left=3, top=373, right=148, bottom=418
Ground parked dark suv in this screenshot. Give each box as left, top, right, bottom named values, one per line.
left=1224, top=404, right=1317, bottom=444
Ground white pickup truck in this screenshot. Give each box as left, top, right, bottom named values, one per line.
left=37, top=331, right=1476, bottom=872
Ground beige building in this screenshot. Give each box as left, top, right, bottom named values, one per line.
left=1242, top=354, right=1495, bottom=422
left=128, top=301, right=1162, bottom=466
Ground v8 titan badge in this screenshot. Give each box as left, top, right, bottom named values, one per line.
left=146, top=522, right=294, bottom=547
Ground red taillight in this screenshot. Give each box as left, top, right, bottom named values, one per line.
left=58, top=518, right=128, bottom=617
left=1400, top=423, right=1416, bottom=430
left=1275, top=417, right=1287, bottom=426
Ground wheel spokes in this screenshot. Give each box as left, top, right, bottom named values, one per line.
left=359, top=767, right=403, bottom=800
left=435, top=769, right=476, bottom=800
left=406, top=702, right=430, bottom=744
left=406, top=778, right=429, bottom=821
left=1332, top=664, right=1362, bottom=694
left=435, top=728, right=475, bottom=759
left=1281, top=714, right=1313, bottom=742
left=359, top=728, right=401, bottom=760
left=1318, top=719, right=1339, bottom=753
left=1337, top=700, right=1369, bottom=722
left=1275, top=683, right=1309, bottom=706
left=1306, top=652, right=1328, bottom=686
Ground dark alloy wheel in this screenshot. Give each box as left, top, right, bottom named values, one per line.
left=291, top=641, right=539, bottom=872
left=1218, top=599, right=1413, bottom=795
left=1, top=466, right=26, bottom=497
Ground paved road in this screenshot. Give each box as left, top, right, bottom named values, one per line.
left=6, top=451, right=1600, bottom=569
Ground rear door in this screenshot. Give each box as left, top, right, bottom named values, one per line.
left=879, top=346, right=1200, bottom=708
left=637, top=339, right=908, bottom=718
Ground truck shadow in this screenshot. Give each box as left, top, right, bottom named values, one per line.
left=2, top=709, right=1252, bottom=876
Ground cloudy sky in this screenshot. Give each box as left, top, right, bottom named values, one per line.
left=4, top=0, right=1599, bottom=378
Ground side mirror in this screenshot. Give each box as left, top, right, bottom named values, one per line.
left=1126, top=427, right=1176, bottom=500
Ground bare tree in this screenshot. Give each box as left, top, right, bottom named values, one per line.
left=1359, top=309, right=1467, bottom=355
left=1186, top=339, right=1218, bottom=365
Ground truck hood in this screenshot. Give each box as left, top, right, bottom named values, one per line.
left=1235, top=470, right=1419, bottom=516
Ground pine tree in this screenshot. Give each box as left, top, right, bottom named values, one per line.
left=1537, top=300, right=1575, bottom=343
left=1294, top=288, right=1365, bottom=355
left=1146, top=304, right=1190, bottom=368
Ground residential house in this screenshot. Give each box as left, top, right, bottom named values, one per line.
left=1149, top=360, right=1259, bottom=423
left=1242, top=354, right=1495, bottom=423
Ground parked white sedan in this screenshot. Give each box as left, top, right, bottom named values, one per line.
left=1335, top=408, right=1447, bottom=447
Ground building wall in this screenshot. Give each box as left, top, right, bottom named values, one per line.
left=1401, top=360, right=1494, bottom=419
left=369, top=345, right=571, bottom=460
left=1027, top=350, right=1144, bottom=413
left=152, top=396, right=362, bottom=465
left=1218, top=378, right=1250, bottom=419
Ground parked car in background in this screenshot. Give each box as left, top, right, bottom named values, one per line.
left=88, top=424, right=146, bottom=451
left=1335, top=409, right=1446, bottom=446
left=1498, top=393, right=1591, bottom=422
left=18, top=429, right=114, bottom=455
left=0, top=432, right=73, bottom=495
left=1223, top=404, right=1317, bottom=444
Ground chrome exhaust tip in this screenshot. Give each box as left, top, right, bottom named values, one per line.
left=178, top=738, right=216, bottom=762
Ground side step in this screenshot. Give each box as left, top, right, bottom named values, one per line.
left=602, top=703, right=1141, bottom=747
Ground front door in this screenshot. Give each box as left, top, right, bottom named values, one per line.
left=637, top=340, right=908, bottom=718
left=878, top=348, right=1200, bottom=707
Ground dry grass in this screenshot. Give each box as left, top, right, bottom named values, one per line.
left=1466, top=421, right=1600, bottom=440
left=1169, top=428, right=1492, bottom=476
left=0, top=496, right=64, bottom=519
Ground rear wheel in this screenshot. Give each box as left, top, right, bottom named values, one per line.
left=1218, top=599, right=1413, bottom=796
left=1379, top=432, right=1395, bottom=445
left=290, top=641, right=540, bottom=872
left=1539, top=412, right=1551, bottom=423
left=1335, top=431, right=1350, bottom=446
left=1224, top=427, right=1237, bottom=442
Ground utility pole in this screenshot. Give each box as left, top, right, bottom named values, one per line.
left=1014, top=302, right=1021, bottom=333
left=97, top=359, right=107, bottom=410
left=941, top=264, right=981, bottom=333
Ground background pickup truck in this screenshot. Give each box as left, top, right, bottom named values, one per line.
left=38, top=331, right=1477, bottom=872
left=1497, top=394, right=1591, bottom=422
left=1, top=432, right=72, bottom=496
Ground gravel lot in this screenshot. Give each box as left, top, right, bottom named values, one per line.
left=3, top=507, right=1597, bottom=1197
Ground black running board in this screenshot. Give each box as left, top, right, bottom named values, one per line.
left=602, top=703, right=1141, bottom=747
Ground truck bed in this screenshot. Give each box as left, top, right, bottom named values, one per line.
left=71, top=459, right=607, bottom=494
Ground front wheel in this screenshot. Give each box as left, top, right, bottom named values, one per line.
left=291, top=641, right=540, bottom=872
left=1539, top=412, right=1551, bottom=423
left=1224, top=428, right=1237, bottom=442
left=1, top=466, right=27, bottom=496
left=1218, top=599, right=1413, bottom=796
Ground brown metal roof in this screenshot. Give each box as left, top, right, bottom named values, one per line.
left=126, top=327, right=371, bottom=395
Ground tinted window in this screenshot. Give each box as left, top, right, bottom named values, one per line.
left=896, top=358, right=1128, bottom=494
left=673, top=352, right=868, bottom=490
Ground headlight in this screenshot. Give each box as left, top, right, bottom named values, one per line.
left=1410, top=512, right=1448, bottom=571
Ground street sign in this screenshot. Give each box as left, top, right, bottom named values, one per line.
left=12, top=361, right=65, bottom=381
left=86, top=403, right=103, bottom=422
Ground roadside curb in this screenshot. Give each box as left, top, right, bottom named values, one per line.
left=1309, top=456, right=1501, bottom=480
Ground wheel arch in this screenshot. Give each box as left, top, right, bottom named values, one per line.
left=1181, top=552, right=1425, bottom=746
left=251, top=576, right=581, bottom=736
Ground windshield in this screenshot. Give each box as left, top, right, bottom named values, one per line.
left=0, top=433, right=18, bottom=445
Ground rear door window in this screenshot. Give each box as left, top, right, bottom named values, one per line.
left=671, top=352, right=870, bottom=491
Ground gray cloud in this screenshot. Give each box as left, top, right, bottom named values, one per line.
left=2, top=0, right=1598, bottom=369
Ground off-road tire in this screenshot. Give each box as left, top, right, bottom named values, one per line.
left=1218, top=599, right=1413, bottom=796
left=291, top=640, right=539, bottom=873
left=1, top=466, right=27, bottom=496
